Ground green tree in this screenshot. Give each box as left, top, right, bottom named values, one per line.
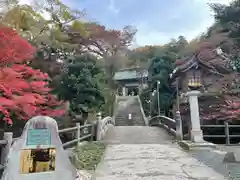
left=211, top=0, right=240, bottom=71
left=140, top=55, right=175, bottom=117
left=211, top=1, right=240, bottom=45
left=148, top=56, right=174, bottom=113
left=54, top=54, right=104, bottom=122
left=165, top=36, right=188, bottom=54
left=128, top=45, right=179, bottom=68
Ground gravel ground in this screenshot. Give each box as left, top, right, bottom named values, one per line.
left=76, top=170, right=93, bottom=180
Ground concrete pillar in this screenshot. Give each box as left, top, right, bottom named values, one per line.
left=96, top=112, right=102, bottom=141
left=76, top=123, right=80, bottom=145
left=175, top=111, right=183, bottom=141
left=186, top=90, right=204, bottom=142
left=122, top=87, right=126, bottom=96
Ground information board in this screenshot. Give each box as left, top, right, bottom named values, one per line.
left=27, top=129, right=51, bottom=146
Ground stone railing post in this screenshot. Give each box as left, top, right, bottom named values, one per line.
left=186, top=90, right=204, bottom=142
left=122, top=87, right=126, bottom=96
left=175, top=111, right=183, bottom=141
left=1, top=132, right=13, bottom=165
left=97, top=112, right=102, bottom=121
left=96, top=112, right=102, bottom=141
left=76, top=123, right=80, bottom=145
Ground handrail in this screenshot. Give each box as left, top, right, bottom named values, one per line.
left=149, top=115, right=176, bottom=124
left=112, top=95, right=119, bottom=125
left=58, top=123, right=96, bottom=148
left=58, top=126, right=78, bottom=133
left=149, top=115, right=176, bottom=136
left=0, top=140, right=7, bottom=146
left=149, top=111, right=183, bottom=140
left=96, top=116, right=114, bottom=141
left=137, top=95, right=149, bottom=125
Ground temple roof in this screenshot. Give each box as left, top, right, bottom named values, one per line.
left=170, top=55, right=200, bottom=79
left=170, top=47, right=231, bottom=80
left=114, top=69, right=148, bottom=80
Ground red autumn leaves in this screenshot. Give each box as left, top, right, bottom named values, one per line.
left=0, top=26, right=65, bottom=125
left=221, top=100, right=240, bottom=121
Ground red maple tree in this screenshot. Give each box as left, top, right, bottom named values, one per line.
left=0, top=26, right=65, bottom=125
left=220, top=100, right=240, bottom=121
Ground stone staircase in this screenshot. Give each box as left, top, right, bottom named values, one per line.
left=114, top=96, right=146, bottom=126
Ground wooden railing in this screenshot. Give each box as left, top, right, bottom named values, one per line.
left=149, top=111, right=183, bottom=140
left=201, top=121, right=240, bottom=145
left=149, top=114, right=240, bottom=145
left=58, top=123, right=95, bottom=148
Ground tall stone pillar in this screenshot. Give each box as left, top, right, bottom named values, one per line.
left=186, top=90, right=204, bottom=142
left=122, top=87, right=126, bottom=96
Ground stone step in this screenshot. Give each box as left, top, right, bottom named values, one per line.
left=114, top=97, right=145, bottom=126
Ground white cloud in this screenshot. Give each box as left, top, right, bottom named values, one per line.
left=134, top=18, right=214, bottom=46
left=18, top=0, right=234, bottom=47
left=134, top=23, right=171, bottom=46
left=19, top=0, right=31, bottom=5
left=194, top=0, right=232, bottom=4
left=19, top=0, right=51, bottom=20
left=135, top=0, right=233, bottom=46
left=108, top=0, right=120, bottom=14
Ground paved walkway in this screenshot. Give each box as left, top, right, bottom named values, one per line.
left=92, top=126, right=226, bottom=180
left=102, top=126, right=174, bottom=144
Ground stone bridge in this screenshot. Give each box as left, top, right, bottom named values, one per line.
left=91, top=95, right=240, bottom=180
left=2, top=95, right=239, bottom=180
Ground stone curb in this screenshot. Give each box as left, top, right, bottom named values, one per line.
left=214, top=146, right=240, bottom=163
left=178, top=141, right=240, bottom=163
left=178, top=140, right=217, bottom=150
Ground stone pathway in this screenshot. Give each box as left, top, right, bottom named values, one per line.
left=102, top=126, right=175, bottom=144
left=189, top=146, right=240, bottom=179
left=92, top=126, right=227, bottom=180
left=93, top=144, right=226, bottom=180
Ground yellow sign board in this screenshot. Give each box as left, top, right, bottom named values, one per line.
left=20, top=148, right=56, bottom=174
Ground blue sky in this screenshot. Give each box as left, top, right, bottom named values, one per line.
left=64, top=0, right=232, bottom=46
left=21, top=0, right=232, bottom=46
